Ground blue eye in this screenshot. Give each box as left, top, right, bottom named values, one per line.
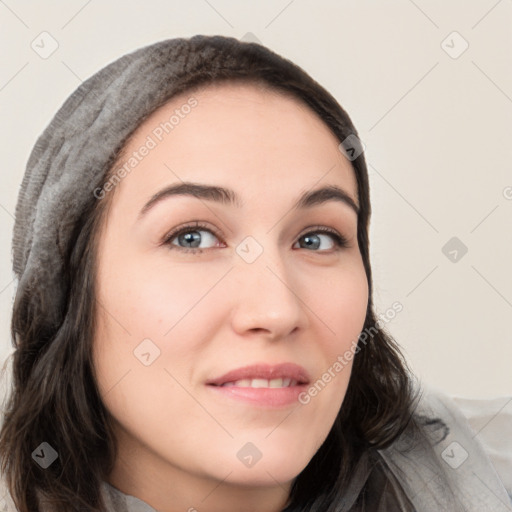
left=163, top=222, right=221, bottom=254
left=295, top=229, right=349, bottom=251
left=163, top=222, right=349, bottom=254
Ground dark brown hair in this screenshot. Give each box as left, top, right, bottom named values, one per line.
left=0, top=35, right=419, bottom=511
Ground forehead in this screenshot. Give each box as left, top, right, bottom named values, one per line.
left=110, top=81, right=358, bottom=208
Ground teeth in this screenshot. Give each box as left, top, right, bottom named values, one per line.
left=251, top=378, right=269, bottom=388
left=221, top=378, right=298, bottom=388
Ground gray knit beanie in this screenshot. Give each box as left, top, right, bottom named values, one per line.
left=11, top=34, right=368, bottom=331
left=13, top=35, right=232, bottom=329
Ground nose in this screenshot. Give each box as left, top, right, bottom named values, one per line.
left=229, top=246, right=308, bottom=341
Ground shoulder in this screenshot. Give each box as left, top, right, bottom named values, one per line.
left=449, top=390, right=512, bottom=499
left=0, top=469, right=156, bottom=512
left=417, top=383, right=512, bottom=493
left=0, top=473, right=156, bottom=512
left=418, top=382, right=512, bottom=505
left=377, top=379, right=512, bottom=511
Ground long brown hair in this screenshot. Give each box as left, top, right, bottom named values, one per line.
left=0, top=35, right=419, bottom=511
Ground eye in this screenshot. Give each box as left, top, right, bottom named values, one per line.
left=162, top=222, right=350, bottom=254
left=294, top=226, right=350, bottom=252
left=163, top=222, right=223, bottom=254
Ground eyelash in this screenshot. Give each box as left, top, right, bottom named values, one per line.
left=161, top=221, right=350, bottom=255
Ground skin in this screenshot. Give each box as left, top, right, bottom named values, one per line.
left=92, top=82, right=369, bottom=512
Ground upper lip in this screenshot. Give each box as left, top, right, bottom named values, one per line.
left=206, top=363, right=311, bottom=386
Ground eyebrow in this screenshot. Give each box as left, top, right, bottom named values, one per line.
left=138, top=181, right=359, bottom=219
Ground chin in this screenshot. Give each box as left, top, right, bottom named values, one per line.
left=220, top=453, right=311, bottom=487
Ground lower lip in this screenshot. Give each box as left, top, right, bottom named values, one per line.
left=206, top=383, right=307, bottom=407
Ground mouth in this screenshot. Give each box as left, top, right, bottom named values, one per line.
left=212, top=377, right=302, bottom=388
left=205, top=363, right=310, bottom=408
left=205, top=362, right=311, bottom=387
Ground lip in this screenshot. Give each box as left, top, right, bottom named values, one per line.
left=205, top=363, right=311, bottom=387
left=205, top=363, right=311, bottom=408
left=206, top=383, right=308, bottom=408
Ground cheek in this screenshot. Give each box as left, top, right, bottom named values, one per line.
left=92, top=253, right=222, bottom=434
left=96, top=248, right=225, bottom=341
left=92, top=248, right=240, bottom=427
left=305, top=259, right=369, bottom=349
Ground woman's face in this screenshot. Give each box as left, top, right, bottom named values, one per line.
left=92, top=82, right=368, bottom=510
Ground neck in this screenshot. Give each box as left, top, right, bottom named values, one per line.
left=107, top=434, right=294, bottom=512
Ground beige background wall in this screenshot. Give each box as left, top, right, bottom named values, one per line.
left=0, top=0, right=511, bottom=398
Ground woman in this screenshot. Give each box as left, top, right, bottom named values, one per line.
left=0, top=34, right=510, bottom=512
